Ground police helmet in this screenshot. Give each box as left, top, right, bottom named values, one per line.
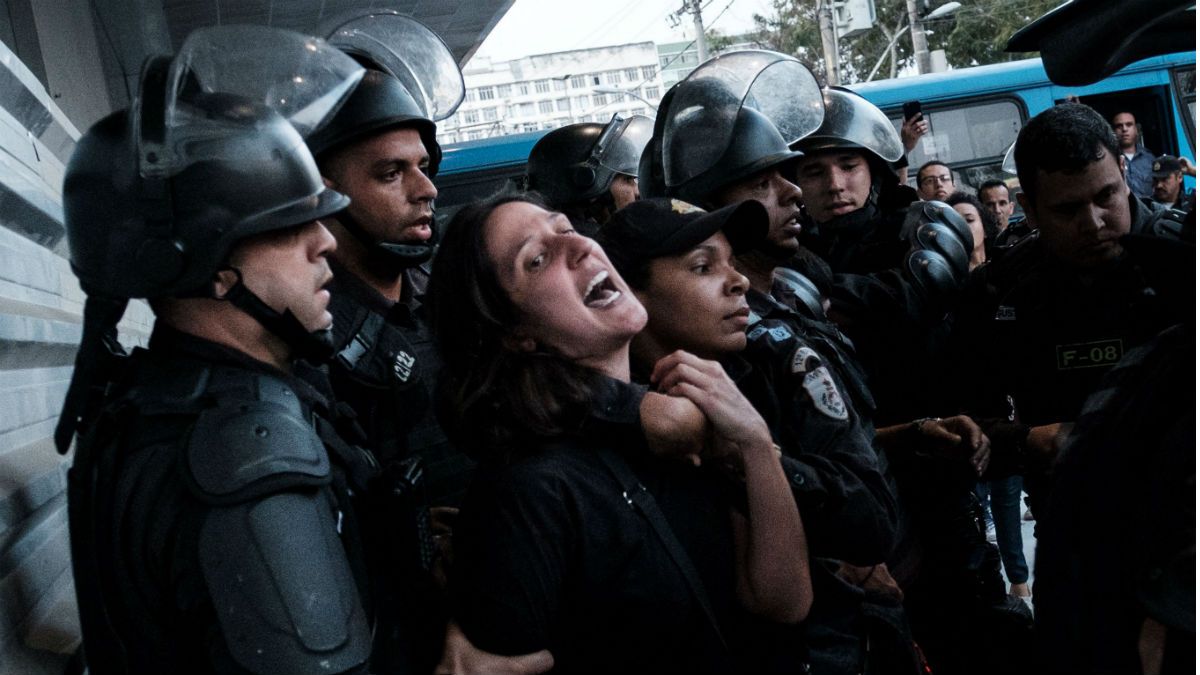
left=64, top=26, right=361, bottom=300
left=308, top=70, right=441, bottom=175
left=673, top=106, right=805, bottom=204
left=790, top=87, right=904, bottom=164
left=527, top=114, right=653, bottom=206
left=310, top=12, right=465, bottom=267
left=654, top=50, right=824, bottom=204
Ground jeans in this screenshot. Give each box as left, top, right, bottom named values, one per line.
left=976, top=475, right=1029, bottom=584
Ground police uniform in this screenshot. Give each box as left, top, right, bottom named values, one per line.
left=951, top=214, right=1194, bottom=488
left=1033, top=323, right=1195, bottom=674
left=57, top=29, right=379, bottom=674
left=738, top=287, right=928, bottom=675
left=70, top=327, right=374, bottom=674
left=321, top=260, right=474, bottom=503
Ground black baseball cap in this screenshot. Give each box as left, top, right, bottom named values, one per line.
left=597, top=197, right=769, bottom=279
left=1151, top=155, right=1182, bottom=177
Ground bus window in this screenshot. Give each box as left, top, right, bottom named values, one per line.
left=890, top=99, right=1024, bottom=170
left=1076, top=86, right=1176, bottom=157
left=889, top=98, right=1024, bottom=192
left=1172, top=66, right=1195, bottom=149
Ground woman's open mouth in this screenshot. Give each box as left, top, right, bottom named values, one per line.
left=584, top=270, right=622, bottom=308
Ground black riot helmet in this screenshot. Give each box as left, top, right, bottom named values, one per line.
left=309, top=70, right=441, bottom=175
left=56, top=26, right=364, bottom=452
left=310, top=11, right=465, bottom=267
left=65, top=25, right=361, bottom=300
left=652, top=50, right=824, bottom=205
left=526, top=114, right=653, bottom=208
left=790, top=87, right=904, bottom=168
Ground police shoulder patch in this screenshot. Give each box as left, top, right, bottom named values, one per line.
left=802, top=366, right=850, bottom=421
left=789, top=346, right=821, bottom=375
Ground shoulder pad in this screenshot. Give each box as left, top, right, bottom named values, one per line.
left=773, top=267, right=826, bottom=319
left=200, top=492, right=372, bottom=674
left=187, top=370, right=330, bottom=505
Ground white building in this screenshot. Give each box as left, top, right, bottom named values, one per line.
left=439, top=42, right=666, bottom=143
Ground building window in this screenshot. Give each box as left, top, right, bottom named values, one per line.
left=624, top=68, right=639, bottom=82
left=642, top=65, right=657, bottom=80
left=576, top=95, right=590, bottom=108
left=478, top=86, right=495, bottom=100
left=553, top=78, right=566, bottom=91
left=518, top=82, right=530, bottom=96
left=467, top=130, right=483, bottom=141
left=538, top=100, right=554, bottom=114
left=496, top=84, right=511, bottom=98
left=465, top=89, right=477, bottom=102
left=517, top=102, right=535, bottom=116
left=555, top=98, right=570, bottom=112
left=644, top=86, right=660, bottom=100
left=591, top=74, right=602, bottom=86
left=605, top=71, right=621, bottom=85
left=462, top=110, right=479, bottom=124
left=482, top=107, right=498, bottom=121
left=593, top=93, right=607, bottom=106
left=631, top=107, right=647, bottom=117
left=570, top=75, right=586, bottom=89
left=535, top=80, right=551, bottom=93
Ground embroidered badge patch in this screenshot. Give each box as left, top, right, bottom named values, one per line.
left=803, top=367, right=849, bottom=420
left=790, top=346, right=821, bottom=375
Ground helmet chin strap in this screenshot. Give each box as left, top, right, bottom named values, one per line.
left=336, top=208, right=436, bottom=269
left=218, top=267, right=335, bottom=364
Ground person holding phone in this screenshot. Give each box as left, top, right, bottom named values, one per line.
left=897, top=100, right=928, bottom=184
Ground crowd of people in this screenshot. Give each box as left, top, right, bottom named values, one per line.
left=55, top=12, right=1193, bottom=675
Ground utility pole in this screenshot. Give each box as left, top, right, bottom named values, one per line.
left=676, top=0, right=709, bottom=63
left=816, top=0, right=840, bottom=84
left=906, top=0, right=931, bottom=74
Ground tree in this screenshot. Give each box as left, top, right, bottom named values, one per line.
left=746, top=0, right=1062, bottom=84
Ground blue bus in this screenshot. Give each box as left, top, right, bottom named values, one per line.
left=851, top=51, right=1196, bottom=193
left=434, top=52, right=1196, bottom=210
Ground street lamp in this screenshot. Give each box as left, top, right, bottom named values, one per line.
left=867, top=1, right=960, bottom=81
left=592, top=85, right=657, bottom=111
left=908, top=0, right=960, bottom=75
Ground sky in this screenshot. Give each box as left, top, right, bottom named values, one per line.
left=473, top=0, right=777, bottom=63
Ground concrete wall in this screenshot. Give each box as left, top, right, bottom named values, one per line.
left=0, top=6, right=151, bottom=673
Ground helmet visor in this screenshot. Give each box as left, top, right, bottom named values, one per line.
left=596, top=114, right=654, bottom=176
left=800, top=87, right=904, bottom=162
left=320, top=11, right=465, bottom=121
left=165, top=26, right=364, bottom=138
left=663, top=50, right=823, bottom=188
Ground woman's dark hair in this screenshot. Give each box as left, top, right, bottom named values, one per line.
left=427, top=190, right=603, bottom=459
left=945, top=191, right=999, bottom=242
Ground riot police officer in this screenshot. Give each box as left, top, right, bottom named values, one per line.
left=305, top=12, right=476, bottom=672
left=789, top=86, right=976, bottom=425
left=525, top=114, right=652, bottom=236
left=647, top=51, right=1020, bottom=675
left=57, top=27, right=376, bottom=674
